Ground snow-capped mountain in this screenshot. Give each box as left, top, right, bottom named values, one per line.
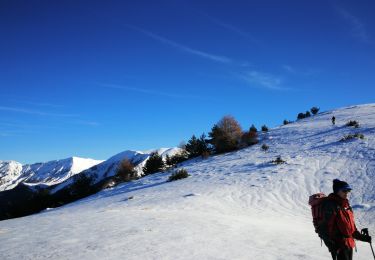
left=0, top=161, right=22, bottom=188
left=0, top=104, right=374, bottom=260
left=51, top=147, right=182, bottom=192
left=0, top=157, right=104, bottom=191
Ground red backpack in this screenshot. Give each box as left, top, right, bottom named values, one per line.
left=308, top=192, right=329, bottom=236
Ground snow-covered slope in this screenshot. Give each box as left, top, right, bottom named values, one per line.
left=0, top=157, right=103, bottom=191
left=0, top=104, right=374, bottom=260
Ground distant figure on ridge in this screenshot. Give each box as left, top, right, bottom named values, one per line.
left=332, top=116, right=336, bottom=125
left=309, top=179, right=372, bottom=260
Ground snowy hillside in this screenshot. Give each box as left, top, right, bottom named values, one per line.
left=0, top=157, right=103, bottom=191
left=0, top=104, right=374, bottom=260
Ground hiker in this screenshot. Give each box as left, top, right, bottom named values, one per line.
left=332, top=116, right=336, bottom=125
left=322, top=179, right=372, bottom=260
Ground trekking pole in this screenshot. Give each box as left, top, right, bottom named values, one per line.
left=361, top=228, right=375, bottom=259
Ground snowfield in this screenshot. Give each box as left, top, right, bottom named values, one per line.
left=0, top=104, right=374, bottom=260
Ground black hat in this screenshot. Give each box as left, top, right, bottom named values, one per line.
left=333, top=179, right=352, bottom=193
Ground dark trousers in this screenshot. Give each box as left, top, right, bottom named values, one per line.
left=330, top=247, right=353, bottom=260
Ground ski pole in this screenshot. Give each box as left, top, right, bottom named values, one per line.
left=361, top=228, right=375, bottom=259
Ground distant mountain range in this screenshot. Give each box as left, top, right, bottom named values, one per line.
left=0, top=147, right=181, bottom=193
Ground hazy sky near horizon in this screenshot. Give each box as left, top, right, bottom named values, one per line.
left=1, top=0, right=374, bottom=164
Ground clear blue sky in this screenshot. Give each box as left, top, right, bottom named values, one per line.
left=1, top=0, right=374, bottom=164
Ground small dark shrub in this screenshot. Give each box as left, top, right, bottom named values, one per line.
left=346, top=120, right=360, bottom=128
left=283, top=119, right=290, bottom=125
left=261, top=125, right=269, bottom=132
left=340, top=133, right=364, bottom=141
left=305, top=111, right=311, bottom=117
left=271, top=156, right=286, bottom=164
left=261, top=144, right=269, bottom=152
left=168, top=169, right=189, bottom=182
left=310, top=107, right=320, bottom=115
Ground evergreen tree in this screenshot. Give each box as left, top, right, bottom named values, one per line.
left=310, top=107, right=320, bottom=115
left=167, top=150, right=189, bottom=166
left=297, top=112, right=306, bottom=120
left=249, top=124, right=258, bottom=133
left=261, top=125, right=269, bottom=132
left=185, top=134, right=210, bottom=158
left=142, top=152, right=165, bottom=175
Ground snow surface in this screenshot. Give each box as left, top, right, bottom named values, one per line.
left=0, top=104, right=374, bottom=260
left=0, top=157, right=103, bottom=191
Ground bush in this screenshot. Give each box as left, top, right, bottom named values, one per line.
left=305, top=111, right=311, bottom=117
left=346, top=120, right=360, bottom=128
left=185, top=134, right=211, bottom=158
left=209, top=115, right=243, bottom=154
left=271, top=156, right=286, bottom=164
left=261, top=144, right=269, bottom=152
left=261, top=125, right=269, bottom=132
left=115, top=159, right=137, bottom=183
left=340, top=133, right=364, bottom=141
left=168, top=169, right=189, bottom=182
left=310, top=107, right=320, bottom=115
left=143, top=152, right=165, bottom=175
left=283, top=119, right=290, bottom=125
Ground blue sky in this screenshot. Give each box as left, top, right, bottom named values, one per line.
left=1, top=0, right=374, bottom=164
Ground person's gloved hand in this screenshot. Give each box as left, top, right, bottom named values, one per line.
left=353, top=230, right=372, bottom=243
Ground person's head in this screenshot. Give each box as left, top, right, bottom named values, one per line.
left=333, top=179, right=352, bottom=199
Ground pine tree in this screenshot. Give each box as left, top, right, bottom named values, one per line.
left=261, top=125, right=268, bottom=132
left=249, top=124, right=258, bottom=133
left=142, top=152, right=165, bottom=175
left=297, top=113, right=306, bottom=120
left=185, top=134, right=210, bottom=158
left=310, top=107, right=320, bottom=115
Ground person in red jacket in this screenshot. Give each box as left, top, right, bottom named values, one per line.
left=324, top=179, right=372, bottom=260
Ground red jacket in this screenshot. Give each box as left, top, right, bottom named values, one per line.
left=326, top=193, right=357, bottom=249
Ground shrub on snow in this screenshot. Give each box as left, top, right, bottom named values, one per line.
left=168, top=168, right=190, bottom=182
left=346, top=120, right=360, bottom=128
left=340, top=133, right=364, bottom=141
left=271, top=156, right=286, bottom=164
